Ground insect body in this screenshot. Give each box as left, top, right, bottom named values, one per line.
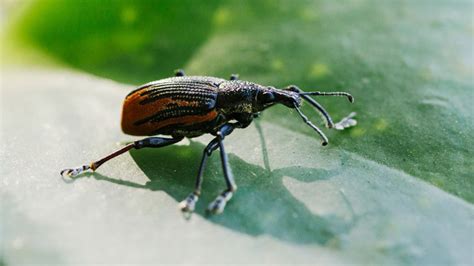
left=61, top=70, right=357, bottom=214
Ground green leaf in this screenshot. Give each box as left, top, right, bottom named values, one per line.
left=9, top=0, right=473, bottom=201
left=2, top=69, right=473, bottom=265
left=3, top=0, right=473, bottom=264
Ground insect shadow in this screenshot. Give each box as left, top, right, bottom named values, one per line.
left=77, top=125, right=355, bottom=246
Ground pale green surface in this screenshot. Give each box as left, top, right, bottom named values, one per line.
left=1, top=69, right=473, bottom=265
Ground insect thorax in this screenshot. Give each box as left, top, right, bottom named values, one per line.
left=216, top=81, right=262, bottom=115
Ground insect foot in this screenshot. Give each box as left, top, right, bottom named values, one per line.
left=178, top=193, right=199, bottom=213
left=334, top=112, right=357, bottom=130
left=206, top=190, right=233, bottom=215
left=60, top=165, right=91, bottom=178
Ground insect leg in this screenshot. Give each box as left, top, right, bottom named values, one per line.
left=133, top=136, right=184, bottom=149
left=179, top=138, right=219, bottom=213
left=206, top=125, right=237, bottom=215
left=174, top=69, right=185, bottom=76
left=179, top=124, right=236, bottom=214
left=229, top=74, right=239, bottom=80
left=60, top=137, right=183, bottom=178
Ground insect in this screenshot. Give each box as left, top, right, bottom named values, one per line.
left=61, top=70, right=357, bottom=214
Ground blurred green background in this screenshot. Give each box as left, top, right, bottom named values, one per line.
left=1, top=0, right=473, bottom=265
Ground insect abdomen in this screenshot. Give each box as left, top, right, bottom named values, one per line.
left=121, top=78, right=220, bottom=136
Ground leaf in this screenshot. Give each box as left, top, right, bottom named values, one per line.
left=9, top=0, right=473, bottom=202
left=2, top=69, right=473, bottom=265
left=3, top=0, right=473, bottom=265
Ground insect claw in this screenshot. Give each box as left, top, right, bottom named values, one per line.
left=207, top=191, right=233, bottom=215
left=60, top=165, right=91, bottom=178
left=206, top=199, right=226, bottom=215
left=179, top=193, right=199, bottom=213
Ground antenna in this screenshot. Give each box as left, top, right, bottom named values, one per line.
left=293, top=103, right=329, bottom=146
left=299, top=94, right=334, bottom=128
left=300, top=91, right=354, bottom=103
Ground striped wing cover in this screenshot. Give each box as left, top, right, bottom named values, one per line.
left=121, top=77, right=223, bottom=136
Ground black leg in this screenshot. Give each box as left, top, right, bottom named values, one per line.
left=217, top=133, right=237, bottom=191
left=134, top=136, right=183, bottom=149
left=179, top=124, right=236, bottom=214
left=229, top=74, right=239, bottom=80
left=175, top=69, right=185, bottom=76
left=60, top=136, right=183, bottom=177
left=207, top=125, right=237, bottom=214
left=205, top=134, right=237, bottom=214
left=178, top=138, right=219, bottom=213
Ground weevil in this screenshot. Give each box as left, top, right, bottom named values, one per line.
left=61, top=70, right=357, bottom=214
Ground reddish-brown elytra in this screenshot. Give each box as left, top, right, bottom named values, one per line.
left=120, top=75, right=222, bottom=137
left=61, top=70, right=357, bottom=215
